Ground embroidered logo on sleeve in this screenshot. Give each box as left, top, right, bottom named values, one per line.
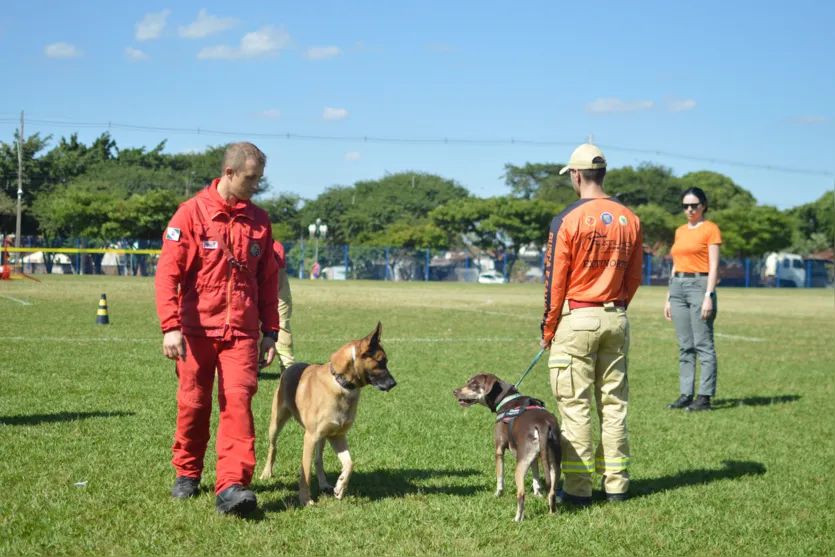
left=249, top=242, right=262, bottom=257
left=203, top=240, right=218, bottom=250
left=165, top=227, right=181, bottom=241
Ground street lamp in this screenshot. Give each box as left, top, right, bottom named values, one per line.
left=308, top=218, right=328, bottom=265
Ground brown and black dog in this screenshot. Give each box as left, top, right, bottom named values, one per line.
left=453, top=373, right=561, bottom=521
left=259, top=322, right=396, bottom=506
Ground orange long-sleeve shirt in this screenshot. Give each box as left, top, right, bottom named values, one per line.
left=541, top=196, right=643, bottom=344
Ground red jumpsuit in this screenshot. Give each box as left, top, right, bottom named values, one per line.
left=154, top=179, right=279, bottom=495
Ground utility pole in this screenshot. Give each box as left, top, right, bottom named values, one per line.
left=588, top=133, right=594, bottom=145
left=412, top=175, right=415, bottom=188
left=15, top=111, right=23, bottom=249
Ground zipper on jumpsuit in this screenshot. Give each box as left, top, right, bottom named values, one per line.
left=224, top=217, right=233, bottom=341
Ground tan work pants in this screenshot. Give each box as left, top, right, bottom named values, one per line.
left=277, top=268, right=295, bottom=370
left=548, top=301, right=630, bottom=498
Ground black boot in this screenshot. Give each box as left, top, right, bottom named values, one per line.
left=685, top=395, right=712, bottom=412
left=216, top=484, right=257, bottom=515
left=171, top=476, right=200, bottom=499
left=666, top=394, right=693, bottom=409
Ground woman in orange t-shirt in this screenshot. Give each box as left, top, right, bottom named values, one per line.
left=664, top=187, right=721, bottom=412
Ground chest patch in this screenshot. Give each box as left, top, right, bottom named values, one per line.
left=249, top=241, right=262, bottom=257
left=203, top=240, right=218, bottom=250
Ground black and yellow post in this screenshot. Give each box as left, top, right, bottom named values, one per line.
left=96, top=293, right=110, bottom=325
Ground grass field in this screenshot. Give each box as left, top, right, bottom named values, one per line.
left=1, top=276, right=834, bottom=555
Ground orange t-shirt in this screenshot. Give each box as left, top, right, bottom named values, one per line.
left=670, top=221, right=722, bottom=273
left=541, top=197, right=644, bottom=344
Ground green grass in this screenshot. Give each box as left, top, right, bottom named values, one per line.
left=1, top=277, right=834, bottom=555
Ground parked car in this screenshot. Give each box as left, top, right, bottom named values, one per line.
left=478, top=272, right=506, bottom=284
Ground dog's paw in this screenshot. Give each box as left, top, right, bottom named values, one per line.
left=320, top=484, right=334, bottom=495
left=494, top=488, right=504, bottom=497
left=258, top=470, right=273, bottom=481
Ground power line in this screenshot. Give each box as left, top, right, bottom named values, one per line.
left=0, top=116, right=833, bottom=177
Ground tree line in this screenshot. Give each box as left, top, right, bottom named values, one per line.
left=1, top=132, right=832, bottom=267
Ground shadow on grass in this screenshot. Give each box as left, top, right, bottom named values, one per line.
left=0, top=410, right=135, bottom=426
left=257, top=372, right=282, bottom=380
left=256, top=468, right=482, bottom=511
left=628, top=459, right=766, bottom=500
left=711, top=395, right=800, bottom=410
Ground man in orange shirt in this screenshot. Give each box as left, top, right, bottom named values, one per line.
left=541, top=143, right=643, bottom=505
left=155, top=142, right=280, bottom=516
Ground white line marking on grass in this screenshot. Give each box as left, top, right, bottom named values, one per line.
left=715, top=332, right=766, bottom=342
left=644, top=326, right=766, bottom=342
left=0, top=336, right=537, bottom=344
left=0, top=295, right=31, bottom=306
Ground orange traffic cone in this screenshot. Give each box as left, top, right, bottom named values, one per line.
left=96, top=293, right=110, bottom=325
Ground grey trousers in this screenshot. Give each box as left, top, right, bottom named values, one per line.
left=669, top=276, right=718, bottom=397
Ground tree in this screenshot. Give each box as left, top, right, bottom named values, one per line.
left=431, top=196, right=561, bottom=274
left=503, top=162, right=576, bottom=205
left=300, top=172, right=470, bottom=245
left=633, top=203, right=680, bottom=250
left=678, top=171, right=757, bottom=211
left=785, top=191, right=834, bottom=253
left=260, top=193, right=304, bottom=243
left=711, top=205, right=793, bottom=257
left=605, top=163, right=683, bottom=213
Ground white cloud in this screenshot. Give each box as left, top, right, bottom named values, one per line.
left=345, top=152, right=361, bottom=161
left=125, top=47, right=150, bottom=61
left=252, top=109, right=281, bottom=118
left=584, top=97, right=654, bottom=114
left=178, top=9, right=238, bottom=38
left=44, top=42, right=82, bottom=58
left=305, top=46, right=341, bottom=60
left=793, top=115, right=830, bottom=124
left=322, top=107, right=349, bottom=121
left=197, top=25, right=291, bottom=60
left=666, top=97, right=697, bottom=112
left=135, top=9, right=170, bottom=41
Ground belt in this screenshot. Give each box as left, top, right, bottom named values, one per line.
left=568, top=300, right=626, bottom=310
left=673, top=272, right=706, bottom=278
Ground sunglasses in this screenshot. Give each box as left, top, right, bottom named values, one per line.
left=681, top=203, right=702, bottom=210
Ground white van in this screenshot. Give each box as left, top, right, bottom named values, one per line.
left=763, top=252, right=806, bottom=287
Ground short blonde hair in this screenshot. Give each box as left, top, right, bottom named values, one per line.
left=221, top=142, right=267, bottom=173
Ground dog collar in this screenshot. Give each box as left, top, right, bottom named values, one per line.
left=330, top=362, right=357, bottom=390
left=495, top=393, right=523, bottom=411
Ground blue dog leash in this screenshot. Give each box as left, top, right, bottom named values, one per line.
left=514, top=348, right=546, bottom=389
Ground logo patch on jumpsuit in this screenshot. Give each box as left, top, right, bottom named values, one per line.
left=165, top=227, right=180, bottom=241
left=203, top=240, right=218, bottom=250
left=249, top=241, right=262, bottom=257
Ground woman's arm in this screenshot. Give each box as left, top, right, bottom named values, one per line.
left=706, top=244, right=720, bottom=294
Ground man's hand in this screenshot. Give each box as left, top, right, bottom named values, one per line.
left=259, top=337, right=277, bottom=369
left=163, top=330, right=186, bottom=361
left=664, top=300, right=673, bottom=321
left=540, top=338, right=551, bottom=350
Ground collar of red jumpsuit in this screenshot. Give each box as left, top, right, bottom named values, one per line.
left=201, top=178, right=256, bottom=221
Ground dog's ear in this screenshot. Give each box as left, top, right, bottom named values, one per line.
left=364, top=321, right=382, bottom=349
left=331, top=342, right=355, bottom=374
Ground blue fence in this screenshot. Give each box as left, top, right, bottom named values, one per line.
left=3, top=236, right=833, bottom=288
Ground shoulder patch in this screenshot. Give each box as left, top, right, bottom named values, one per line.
left=601, top=212, right=614, bottom=226
left=618, top=215, right=628, bottom=225
left=165, top=227, right=181, bottom=242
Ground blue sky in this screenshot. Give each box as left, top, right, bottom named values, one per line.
left=1, top=0, right=833, bottom=209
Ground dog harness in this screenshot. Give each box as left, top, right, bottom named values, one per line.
left=495, top=394, right=547, bottom=451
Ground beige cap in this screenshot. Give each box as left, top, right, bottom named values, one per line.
left=559, top=143, right=607, bottom=174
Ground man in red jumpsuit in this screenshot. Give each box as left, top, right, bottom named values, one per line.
left=154, top=142, right=280, bottom=516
